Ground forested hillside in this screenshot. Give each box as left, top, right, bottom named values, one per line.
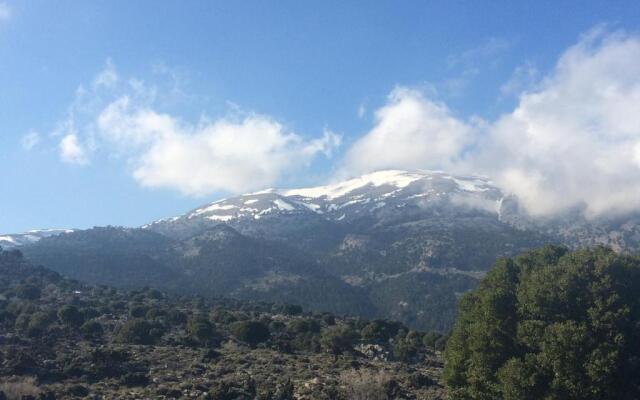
left=444, top=246, right=640, bottom=399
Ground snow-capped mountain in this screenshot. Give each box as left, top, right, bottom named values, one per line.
left=17, top=169, right=640, bottom=332
left=147, top=170, right=505, bottom=237
left=0, top=229, right=74, bottom=249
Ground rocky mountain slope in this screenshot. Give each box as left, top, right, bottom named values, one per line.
left=14, top=170, right=640, bottom=331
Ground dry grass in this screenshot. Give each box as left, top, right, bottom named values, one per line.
left=339, top=369, right=394, bottom=400
left=0, top=376, right=42, bottom=400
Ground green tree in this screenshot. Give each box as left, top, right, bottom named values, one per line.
left=231, top=320, right=270, bottom=347
left=361, top=319, right=403, bottom=342
left=81, top=320, right=104, bottom=339
left=444, top=246, right=640, bottom=400
left=320, top=324, right=357, bottom=358
left=116, top=319, right=160, bottom=345
left=15, top=284, right=41, bottom=300
left=422, top=331, right=443, bottom=349
left=187, top=317, right=218, bottom=346
left=393, top=330, right=423, bottom=362
left=58, top=305, right=85, bottom=327
left=26, top=311, right=54, bottom=337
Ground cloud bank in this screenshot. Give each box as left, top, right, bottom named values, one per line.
left=52, top=62, right=341, bottom=195
left=343, top=87, right=473, bottom=174
left=48, top=29, right=640, bottom=218
left=97, top=96, right=340, bottom=195
left=343, top=29, right=640, bottom=217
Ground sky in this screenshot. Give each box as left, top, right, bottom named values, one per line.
left=1, top=1, right=640, bottom=232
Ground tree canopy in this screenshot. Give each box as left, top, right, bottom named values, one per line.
left=444, top=245, right=640, bottom=400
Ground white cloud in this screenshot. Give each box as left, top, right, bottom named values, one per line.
left=0, top=3, right=11, bottom=22
left=475, top=29, right=640, bottom=216
left=21, top=131, right=41, bottom=150
left=499, top=61, right=538, bottom=98
left=342, top=87, right=475, bottom=175
left=97, top=98, right=341, bottom=195
left=343, top=29, right=640, bottom=218
left=93, top=59, right=119, bottom=88
left=447, top=37, right=512, bottom=69
left=59, top=134, right=89, bottom=165
left=48, top=61, right=340, bottom=195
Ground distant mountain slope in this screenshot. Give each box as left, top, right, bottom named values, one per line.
left=0, top=229, right=73, bottom=249
left=22, top=226, right=186, bottom=290
left=17, top=169, right=640, bottom=331
left=23, top=225, right=375, bottom=319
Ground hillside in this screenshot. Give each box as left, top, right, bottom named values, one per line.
left=0, top=248, right=445, bottom=399
left=16, top=170, right=640, bottom=332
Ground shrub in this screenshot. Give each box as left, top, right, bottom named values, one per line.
left=393, top=330, right=422, bottom=362
left=26, top=312, right=54, bottom=337
left=321, top=313, right=336, bottom=326
left=287, top=319, right=320, bottom=334
left=81, top=319, right=104, bottom=339
left=187, top=317, right=218, bottom=346
left=121, top=372, right=150, bottom=387
left=145, top=288, right=164, bottom=300
left=14, top=313, right=31, bottom=332
left=277, top=303, right=303, bottom=316
left=422, top=331, right=442, bottom=349
left=15, top=284, right=41, bottom=300
left=58, top=305, right=85, bottom=327
left=115, top=319, right=160, bottom=345
left=145, top=308, right=167, bottom=320
left=320, top=324, right=357, bottom=357
left=339, top=370, right=398, bottom=400
left=167, top=309, right=187, bottom=325
left=82, top=307, right=100, bottom=320
left=434, top=334, right=448, bottom=351
left=231, top=320, right=270, bottom=347
left=128, top=304, right=148, bottom=318
left=361, top=319, right=403, bottom=342
left=67, top=385, right=89, bottom=397
left=210, top=308, right=237, bottom=324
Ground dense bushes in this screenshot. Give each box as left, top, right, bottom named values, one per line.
left=58, top=305, right=85, bottom=327
left=15, top=284, right=41, bottom=300
left=81, top=320, right=104, bottom=339
left=188, top=317, right=219, bottom=346
left=444, top=246, right=640, bottom=400
left=320, top=324, right=358, bottom=356
left=116, top=319, right=162, bottom=345
left=231, top=320, right=270, bottom=347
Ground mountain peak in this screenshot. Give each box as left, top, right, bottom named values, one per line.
left=282, top=169, right=493, bottom=200
left=145, top=169, right=503, bottom=234
left=282, top=169, right=429, bottom=199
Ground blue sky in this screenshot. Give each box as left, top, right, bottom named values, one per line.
left=1, top=1, right=640, bottom=232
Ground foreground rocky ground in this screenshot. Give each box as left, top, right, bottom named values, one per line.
left=0, top=248, right=446, bottom=399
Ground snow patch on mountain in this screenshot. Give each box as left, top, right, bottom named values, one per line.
left=145, top=169, right=504, bottom=230
left=283, top=170, right=425, bottom=199
left=0, top=229, right=74, bottom=249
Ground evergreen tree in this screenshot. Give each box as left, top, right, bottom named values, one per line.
left=444, top=246, right=640, bottom=400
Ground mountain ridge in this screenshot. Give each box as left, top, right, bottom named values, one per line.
left=11, top=169, right=640, bottom=331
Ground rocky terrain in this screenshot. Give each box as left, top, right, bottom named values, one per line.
left=0, top=248, right=446, bottom=399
